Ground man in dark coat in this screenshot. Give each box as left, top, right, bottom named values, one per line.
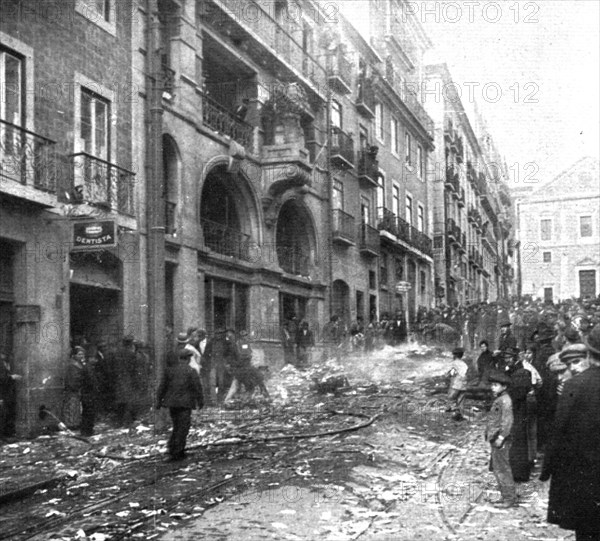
left=156, top=348, right=204, bottom=461
left=506, top=347, right=533, bottom=482
left=0, top=352, right=21, bottom=439
left=540, top=326, right=600, bottom=541
left=496, top=318, right=517, bottom=355
left=533, top=324, right=557, bottom=450
left=295, top=320, right=314, bottom=369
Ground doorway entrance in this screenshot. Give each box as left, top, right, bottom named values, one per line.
left=204, top=278, right=248, bottom=335
left=70, top=283, right=121, bottom=346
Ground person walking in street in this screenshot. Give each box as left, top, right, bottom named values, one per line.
left=540, top=326, right=600, bottom=541
left=156, top=347, right=204, bottom=462
left=446, top=347, right=468, bottom=421
left=295, top=320, right=314, bottom=370
left=485, top=370, right=517, bottom=508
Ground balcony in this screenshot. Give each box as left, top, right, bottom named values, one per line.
left=411, top=226, right=433, bottom=257
left=455, top=136, right=464, bottom=164
left=458, top=231, right=467, bottom=254
left=161, top=62, right=176, bottom=99
left=330, top=127, right=354, bottom=169
left=477, top=172, right=488, bottom=198
left=207, top=0, right=326, bottom=95
left=445, top=165, right=458, bottom=193
left=277, top=245, right=310, bottom=277
left=356, top=77, right=376, bottom=119
left=377, top=207, right=398, bottom=237
left=358, top=149, right=379, bottom=188
left=70, top=153, right=135, bottom=215
left=378, top=211, right=432, bottom=257
left=359, top=223, right=380, bottom=257
left=202, top=94, right=253, bottom=148
left=201, top=218, right=253, bottom=262
left=328, top=49, right=352, bottom=95
left=0, top=119, right=57, bottom=207
left=446, top=218, right=457, bottom=242
left=165, top=201, right=176, bottom=235
left=457, top=186, right=466, bottom=208
left=332, top=209, right=356, bottom=246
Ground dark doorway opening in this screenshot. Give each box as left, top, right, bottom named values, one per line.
left=70, top=284, right=120, bottom=347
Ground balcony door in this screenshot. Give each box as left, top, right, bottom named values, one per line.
left=0, top=49, right=23, bottom=179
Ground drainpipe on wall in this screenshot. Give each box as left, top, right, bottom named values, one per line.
left=146, top=0, right=166, bottom=399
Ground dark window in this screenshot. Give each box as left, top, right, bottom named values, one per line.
left=542, top=251, right=551, bottom=263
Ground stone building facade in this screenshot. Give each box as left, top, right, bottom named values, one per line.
left=516, top=157, right=600, bottom=301
left=0, top=0, right=140, bottom=434
left=424, top=63, right=516, bottom=306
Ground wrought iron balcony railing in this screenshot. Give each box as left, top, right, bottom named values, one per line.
left=70, top=152, right=135, bottom=215
left=356, top=76, right=376, bottom=118
left=377, top=207, right=397, bottom=236
left=0, top=119, right=57, bottom=193
left=277, top=244, right=310, bottom=277
left=328, top=49, right=352, bottom=94
left=201, top=217, right=253, bottom=262
left=330, top=127, right=354, bottom=168
left=358, top=149, right=379, bottom=186
left=212, top=0, right=326, bottom=91
left=411, top=226, right=433, bottom=256
left=332, top=208, right=356, bottom=244
left=202, top=94, right=253, bottom=148
left=359, top=223, right=380, bottom=256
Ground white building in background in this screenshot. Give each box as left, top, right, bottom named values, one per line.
left=516, top=156, right=600, bottom=301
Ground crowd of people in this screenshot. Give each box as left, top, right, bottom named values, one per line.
left=441, top=300, right=600, bottom=541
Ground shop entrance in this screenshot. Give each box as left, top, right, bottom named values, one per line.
left=205, top=278, right=248, bottom=335
left=69, top=250, right=122, bottom=347
left=70, top=283, right=120, bottom=346
left=279, top=293, right=307, bottom=325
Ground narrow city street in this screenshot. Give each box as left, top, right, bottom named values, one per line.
left=0, top=345, right=570, bottom=541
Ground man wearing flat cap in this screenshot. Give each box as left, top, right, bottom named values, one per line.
left=485, top=370, right=516, bottom=507
left=534, top=323, right=557, bottom=450
left=541, top=326, right=600, bottom=540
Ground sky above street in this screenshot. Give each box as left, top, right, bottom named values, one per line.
left=340, top=0, right=600, bottom=188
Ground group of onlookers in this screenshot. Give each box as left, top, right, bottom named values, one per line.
left=445, top=309, right=599, bottom=540
left=62, top=336, right=151, bottom=437
left=156, top=327, right=270, bottom=461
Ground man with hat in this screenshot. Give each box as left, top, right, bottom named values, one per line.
left=446, top=347, right=468, bottom=421
left=156, top=345, right=204, bottom=462
left=495, top=316, right=517, bottom=356
left=541, top=326, right=600, bottom=540
left=485, top=370, right=517, bottom=507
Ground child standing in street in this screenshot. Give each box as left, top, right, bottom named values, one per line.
left=485, top=370, right=517, bottom=508
left=447, top=347, right=469, bottom=421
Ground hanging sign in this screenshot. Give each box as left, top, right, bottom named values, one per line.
left=73, top=220, right=116, bottom=248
